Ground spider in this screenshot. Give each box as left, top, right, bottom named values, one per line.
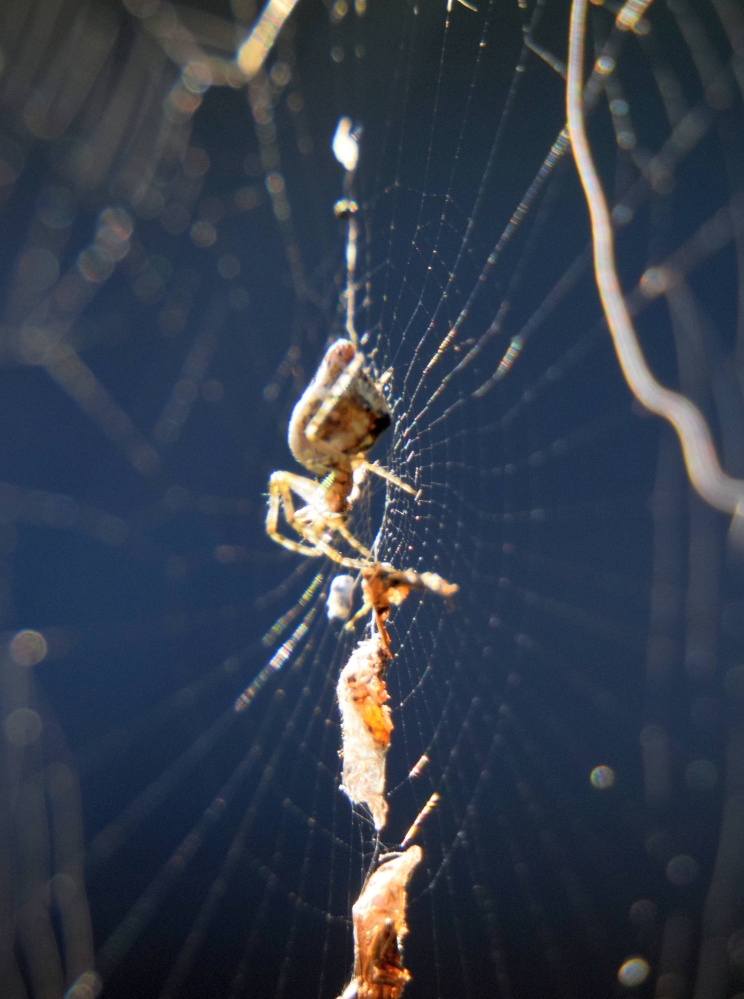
left=266, top=143, right=414, bottom=569
left=265, top=333, right=416, bottom=567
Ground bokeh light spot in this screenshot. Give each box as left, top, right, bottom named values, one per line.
left=182, top=60, right=212, bottom=94
left=265, top=172, right=285, bottom=195
left=270, top=61, right=292, bottom=87
left=166, top=86, right=202, bottom=120
left=9, top=629, right=48, bottom=666
left=4, top=707, right=42, bottom=747
left=184, top=147, right=210, bottom=179
left=666, top=854, right=699, bottom=887
left=590, top=765, right=615, bottom=789
left=191, top=221, right=217, bottom=248
left=218, top=254, right=240, bottom=279
left=629, top=899, right=657, bottom=925
left=78, top=247, right=114, bottom=283
left=287, top=92, right=304, bottom=113
left=617, top=957, right=650, bottom=987
left=65, top=969, right=104, bottom=999
left=235, top=185, right=263, bottom=211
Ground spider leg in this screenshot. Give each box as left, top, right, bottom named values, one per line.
left=342, top=600, right=371, bottom=633
left=312, top=535, right=375, bottom=571
left=266, top=471, right=325, bottom=558
left=370, top=607, right=391, bottom=654
left=358, top=460, right=416, bottom=496
left=342, top=596, right=391, bottom=654
left=335, top=519, right=373, bottom=559
left=267, top=471, right=377, bottom=568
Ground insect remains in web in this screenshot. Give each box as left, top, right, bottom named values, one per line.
left=327, top=573, right=356, bottom=621
left=345, top=565, right=458, bottom=655
left=337, top=845, right=423, bottom=999
left=337, top=632, right=393, bottom=830
left=326, top=564, right=459, bottom=671
left=334, top=564, right=454, bottom=828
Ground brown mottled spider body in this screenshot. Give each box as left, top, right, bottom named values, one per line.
left=267, top=336, right=407, bottom=569
left=288, top=338, right=391, bottom=482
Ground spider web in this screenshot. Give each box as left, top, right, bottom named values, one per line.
left=1, top=1, right=743, bottom=998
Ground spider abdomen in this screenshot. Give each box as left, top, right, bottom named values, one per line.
left=288, top=338, right=391, bottom=475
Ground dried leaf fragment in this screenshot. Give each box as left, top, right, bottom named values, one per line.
left=338, top=845, right=423, bottom=999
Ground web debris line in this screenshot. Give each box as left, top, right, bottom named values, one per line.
left=410, top=132, right=578, bottom=427
left=469, top=243, right=594, bottom=401
left=235, top=586, right=324, bottom=711
left=460, top=174, right=742, bottom=425
left=402, top=0, right=550, bottom=409
left=413, top=0, right=659, bottom=427
left=401, top=791, right=440, bottom=847
left=260, top=571, right=326, bottom=649
left=395, top=0, right=499, bottom=388
left=386, top=683, right=458, bottom=801
left=385, top=0, right=491, bottom=393
left=567, top=0, right=744, bottom=529
left=93, top=683, right=298, bottom=985
left=134, top=632, right=352, bottom=998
